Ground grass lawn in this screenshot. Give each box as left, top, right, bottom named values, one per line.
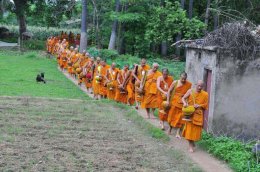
left=0, top=51, right=89, bottom=100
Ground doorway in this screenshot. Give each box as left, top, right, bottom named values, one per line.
left=203, top=69, right=212, bottom=130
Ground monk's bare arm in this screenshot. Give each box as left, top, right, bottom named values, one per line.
left=182, top=89, right=191, bottom=107
left=167, top=80, right=176, bottom=102
left=156, top=77, right=165, bottom=94
left=104, top=70, right=109, bottom=82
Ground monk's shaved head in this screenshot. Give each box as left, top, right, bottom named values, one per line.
left=180, top=71, right=187, bottom=78
left=196, top=80, right=204, bottom=92
left=180, top=71, right=187, bottom=84
left=162, top=68, right=168, bottom=73
left=162, top=68, right=169, bottom=79
left=140, top=58, right=147, bottom=67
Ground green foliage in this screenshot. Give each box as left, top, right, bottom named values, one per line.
left=0, top=51, right=89, bottom=100
left=110, top=12, right=145, bottom=23
left=145, top=1, right=206, bottom=43
left=1, top=24, right=80, bottom=40
left=198, top=132, right=260, bottom=172
left=100, top=49, right=119, bottom=60
left=23, top=39, right=46, bottom=50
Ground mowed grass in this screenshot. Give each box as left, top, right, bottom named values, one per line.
left=0, top=51, right=89, bottom=100
left=0, top=97, right=201, bottom=171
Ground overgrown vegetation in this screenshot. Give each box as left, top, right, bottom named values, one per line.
left=198, top=132, right=260, bottom=172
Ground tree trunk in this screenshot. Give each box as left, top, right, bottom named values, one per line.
left=175, top=0, right=185, bottom=57
left=161, top=41, right=167, bottom=56
left=181, top=0, right=185, bottom=8
left=160, top=0, right=167, bottom=56
left=204, top=0, right=211, bottom=33
left=13, top=0, right=27, bottom=40
left=108, top=0, right=120, bottom=50
left=188, top=0, right=194, bottom=19
left=80, top=0, right=88, bottom=52
left=213, top=12, right=219, bottom=30
left=18, top=14, right=27, bottom=37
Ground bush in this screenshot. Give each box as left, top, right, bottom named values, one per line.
left=23, top=39, right=46, bottom=50
left=198, top=132, right=260, bottom=172
left=100, top=49, right=119, bottom=60
left=1, top=24, right=80, bottom=40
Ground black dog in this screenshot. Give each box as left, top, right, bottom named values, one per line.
left=36, top=73, right=46, bottom=84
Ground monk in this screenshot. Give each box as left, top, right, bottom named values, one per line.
left=141, top=63, right=162, bottom=118
left=126, top=65, right=135, bottom=105
left=59, top=44, right=67, bottom=70
left=71, top=48, right=80, bottom=78
left=114, top=64, right=129, bottom=104
left=157, top=68, right=174, bottom=130
left=83, top=57, right=94, bottom=93
left=99, top=59, right=110, bottom=98
left=92, top=57, right=101, bottom=100
left=77, top=50, right=89, bottom=85
left=167, top=72, right=192, bottom=138
left=182, top=80, right=208, bottom=152
left=67, top=46, right=75, bottom=75
left=105, top=62, right=119, bottom=100
left=132, top=59, right=150, bottom=109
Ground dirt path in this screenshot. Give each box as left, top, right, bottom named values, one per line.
left=60, top=69, right=233, bottom=172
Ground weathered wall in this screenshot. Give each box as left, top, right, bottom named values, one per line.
left=213, top=50, right=260, bottom=141
left=186, top=46, right=260, bottom=141
left=185, top=46, right=217, bottom=131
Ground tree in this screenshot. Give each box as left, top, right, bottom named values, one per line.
left=108, top=0, right=120, bottom=50
left=79, top=0, right=88, bottom=52
left=188, top=0, right=194, bottom=19
left=204, top=0, right=211, bottom=32
left=13, top=0, right=28, bottom=39
left=146, top=1, right=205, bottom=49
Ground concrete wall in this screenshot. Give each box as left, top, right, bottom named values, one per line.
left=185, top=46, right=260, bottom=141
left=185, top=46, right=217, bottom=132
left=213, top=49, right=260, bottom=141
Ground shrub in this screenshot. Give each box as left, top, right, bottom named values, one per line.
left=198, top=132, right=260, bottom=172
left=100, top=49, right=119, bottom=60
left=23, top=39, right=46, bottom=50
left=1, top=24, right=80, bottom=40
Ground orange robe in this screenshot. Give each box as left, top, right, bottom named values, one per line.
left=135, top=65, right=150, bottom=102
left=126, top=73, right=135, bottom=105
left=157, top=76, right=174, bottom=121
left=92, top=63, right=101, bottom=96
left=67, top=50, right=74, bottom=74
left=84, top=61, right=94, bottom=89
left=167, top=81, right=192, bottom=128
left=59, top=49, right=67, bottom=69
left=99, top=64, right=110, bottom=96
left=106, top=68, right=119, bottom=100
left=114, top=70, right=128, bottom=104
left=78, top=56, right=89, bottom=84
left=141, top=71, right=162, bottom=109
left=182, top=90, right=208, bottom=141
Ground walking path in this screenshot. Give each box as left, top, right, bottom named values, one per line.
left=60, top=68, right=233, bottom=172
left=0, top=41, right=18, bottom=49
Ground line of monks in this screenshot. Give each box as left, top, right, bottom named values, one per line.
left=46, top=37, right=209, bottom=153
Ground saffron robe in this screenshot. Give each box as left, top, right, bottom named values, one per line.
left=182, top=90, right=208, bottom=141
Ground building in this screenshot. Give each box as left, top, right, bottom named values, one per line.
left=185, top=45, right=260, bottom=141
